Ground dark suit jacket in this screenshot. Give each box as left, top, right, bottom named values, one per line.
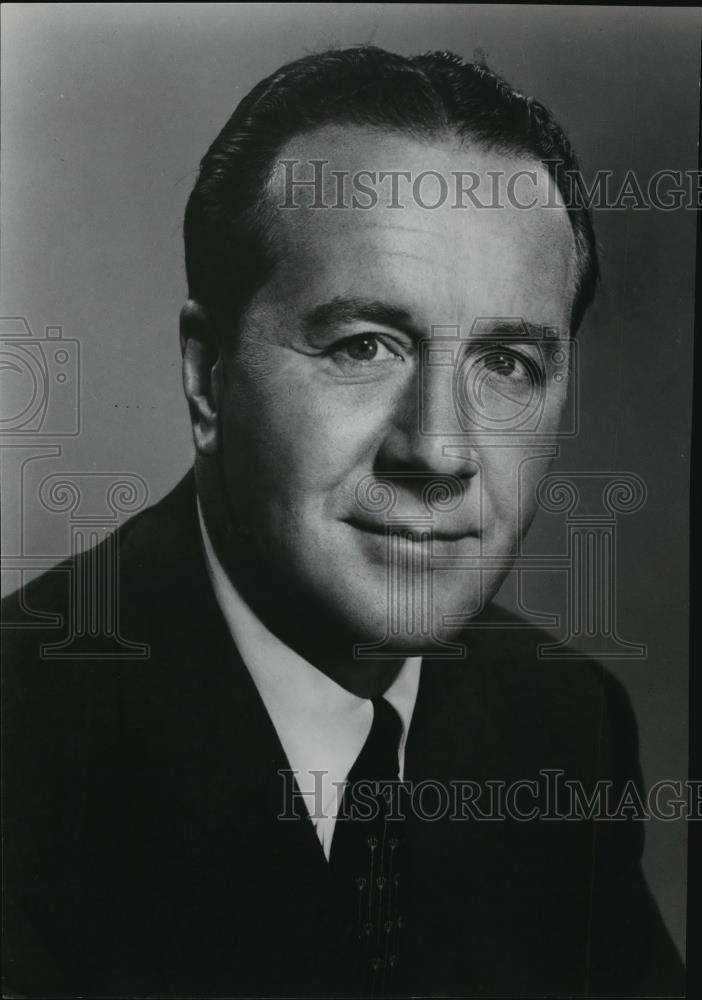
left=2, top=472, right=685, bottom=997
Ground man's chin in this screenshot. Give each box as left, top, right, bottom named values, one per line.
left=324, top=594, right=480, bottom=659
left=349, top=628, right=469, bottom=660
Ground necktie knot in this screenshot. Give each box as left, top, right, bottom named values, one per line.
left=346, top=697, right=403, bottom=788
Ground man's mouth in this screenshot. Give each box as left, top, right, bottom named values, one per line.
left=345, top=518, right=479, bottom=543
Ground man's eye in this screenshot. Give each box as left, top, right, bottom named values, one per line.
left=336, top=335, right=403, bottom=363
left=477, top=348, right=532, bottom=381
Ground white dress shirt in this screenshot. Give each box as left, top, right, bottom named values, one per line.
left=197, top=503, right=421, bottom=860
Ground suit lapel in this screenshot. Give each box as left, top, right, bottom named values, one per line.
left=122, top=473, right=362, bottom=992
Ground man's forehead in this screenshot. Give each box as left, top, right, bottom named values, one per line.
left=265, top=125, right=575, bottom=271
left=258, top=125, right=577, bottom=331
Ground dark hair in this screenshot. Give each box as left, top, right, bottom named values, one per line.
left=184, top=45, right=598, bottom=334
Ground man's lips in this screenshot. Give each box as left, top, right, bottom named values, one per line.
left=345, top=518, right=479, bottom=542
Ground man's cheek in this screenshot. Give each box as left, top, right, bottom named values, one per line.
left=285, top=406, right=381, bottom=480
left=479, top=453, right=541, bottom=539
left=284, top=431, right=361, bottom=493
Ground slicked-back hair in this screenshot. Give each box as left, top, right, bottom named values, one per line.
left=184, top=45, right=598, bottom=335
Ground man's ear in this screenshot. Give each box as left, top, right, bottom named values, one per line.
left=180, top=299, right=222, bottom=456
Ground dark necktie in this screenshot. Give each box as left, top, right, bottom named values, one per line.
left=329, top=697, right=407, bottom=996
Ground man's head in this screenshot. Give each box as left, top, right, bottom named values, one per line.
left=181, top=46, right=598, bottom=668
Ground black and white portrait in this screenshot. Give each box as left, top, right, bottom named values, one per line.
left=1, top=5, right=698, bottom=997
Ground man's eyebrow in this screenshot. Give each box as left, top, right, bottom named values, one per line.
left=484, top=319, right=569, bottom=340
left=302, top=296, right=422, bottom=338
left=301, top=300, right=568, bottom=342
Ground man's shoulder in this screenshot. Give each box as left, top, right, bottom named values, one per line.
left=454, top=603, right=641, bottom=779
left=1, top=470, right=198, bottom=629
left=465, top=601, right=616, bottom=695
left=1, top=469, right=208, bottom=742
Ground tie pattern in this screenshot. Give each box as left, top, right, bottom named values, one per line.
left=329, top=697, right=406, bottom=996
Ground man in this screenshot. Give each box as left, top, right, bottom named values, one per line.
left=2, top=46, right=685, bottom=997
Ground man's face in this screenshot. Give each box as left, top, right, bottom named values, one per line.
left=212, top=127, right=576, bottom=652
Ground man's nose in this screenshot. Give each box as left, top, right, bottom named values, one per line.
left=374, top=364, right=479, bottom=479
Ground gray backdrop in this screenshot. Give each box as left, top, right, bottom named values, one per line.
left=1, top=2, right=698, bottom=961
